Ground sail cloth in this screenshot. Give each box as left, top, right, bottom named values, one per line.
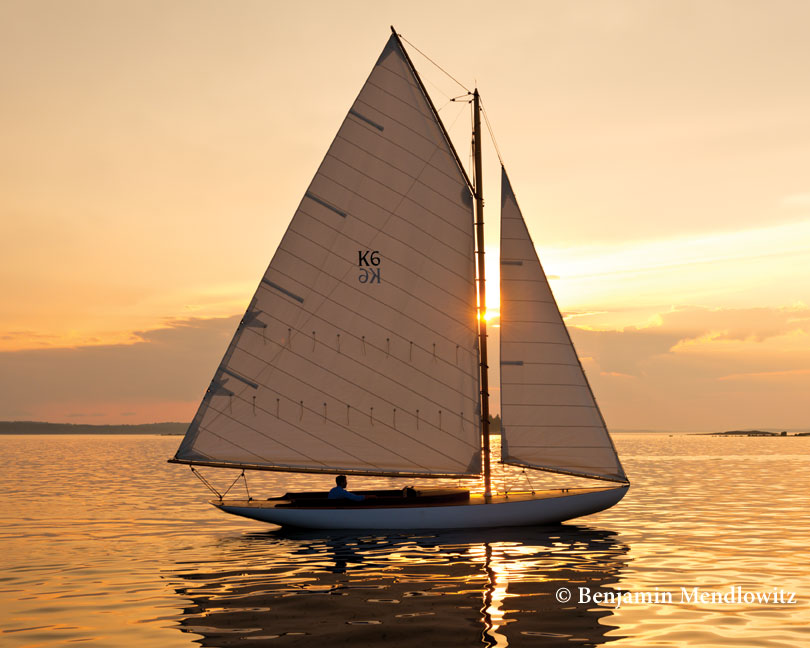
left=174, top=34, right=482, bottom=478
left=499, top=167, right=628, bottom=483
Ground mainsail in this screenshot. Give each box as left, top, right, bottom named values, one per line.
left=174, top=34, right=482, bottom=478
left=499, top=167, right=627, bottom=483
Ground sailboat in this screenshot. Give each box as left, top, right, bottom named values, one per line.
left=169, top=28, right=629, bottom=529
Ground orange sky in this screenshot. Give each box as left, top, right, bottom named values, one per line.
left=1, top=1, right=809, bottom=430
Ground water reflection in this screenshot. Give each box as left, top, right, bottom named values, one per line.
left=168, top=525, right=629, bottom=647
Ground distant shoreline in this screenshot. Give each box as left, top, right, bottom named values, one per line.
left=697, top=429, right=810, bottom=437
left=1, top=421, right=808, bottom=436
left=0, top=421, right=187, bottom=435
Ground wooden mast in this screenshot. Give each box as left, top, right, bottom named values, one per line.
left=473, top=88, right=492, bottom=497
left=391, top=27, right=491, bottom=493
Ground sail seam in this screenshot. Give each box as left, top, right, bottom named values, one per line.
left=295, top=205, right=473, bottom=287
left=318, top=156, right=473, bottom=238
left=311, top=169, right=473, bottom=248
left=209, top=385, right=475, bottom=470
left=264, top=252, right=476, bottom=355
left=195, top=418, right=320, bottom=466
left=325, top=138, right=471, bottom=229
left=350, top=95, right=463, bottom=184
left=500, top=164, right=627, bottom=482
left=202, top=404, right=439, bottom=473
left=273, top=234, right=474, bottom=330
left=371, top=56, right=426, bottom=91
left=241, top=322, right=478, bottom=410
left=325, top=138, right=476, bottom=347
left=297, top=203, right=471, bottom=280
left=337, top=115, right=462, bottom=188
left=176, top=296, right=262, bottom=459
left=324, top=145, right=470, bottom=218
left=360, top=77, right=459, bottom=160
left=250, top=285, right=478, bottom=380
left=176, top=32, right=486, bottom=480
left=209, top=353, right=469, bottom=471
left=388, top=31, right=474, bottom=192
left=241, top=325, right=479, bottom=419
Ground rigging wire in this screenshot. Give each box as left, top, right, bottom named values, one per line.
left=480, top=99, right=505, bottom=167
left=190, top=466, right=222, bottom=500
left=398, top=33, right=471, bottom=93
left=399, top=29, right=504, bottom=169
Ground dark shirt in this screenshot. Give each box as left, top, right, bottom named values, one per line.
left=327, top=486, right=365, bottom=501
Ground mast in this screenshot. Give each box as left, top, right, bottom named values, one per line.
left=473, top=88, right=492, bottom=497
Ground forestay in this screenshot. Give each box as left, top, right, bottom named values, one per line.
left=499, top=167, right=627, bottom=483
left=173, top=34, right=482, bottom=478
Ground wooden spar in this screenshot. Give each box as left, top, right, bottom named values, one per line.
left=167, top=458, right=482, bottom=480
left=473, top=88, right=492, bottom=497
left=391, top=27, right=490, bottom=491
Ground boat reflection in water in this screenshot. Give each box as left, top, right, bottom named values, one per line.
left=168, top=525, right=629, bottom=647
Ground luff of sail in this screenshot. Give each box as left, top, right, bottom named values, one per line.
left=173, top=34, right=482, bottom=478
left=499, top=167, right=628, bottom=483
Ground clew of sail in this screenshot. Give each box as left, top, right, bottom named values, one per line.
left=173, top=34, right=482, bottom=478
left=499, top=167, right=628, bottom=483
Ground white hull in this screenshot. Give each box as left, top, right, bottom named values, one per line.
left=214, top=485, right=628, bottom=530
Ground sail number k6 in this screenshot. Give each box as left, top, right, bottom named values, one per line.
left=358, top=250, right=381, bottom=284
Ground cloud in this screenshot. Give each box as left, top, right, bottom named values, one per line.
left=718, top=368, right=810, bottom=382
left=567, top=305, right=810, bottom=430
left=662, top=305, right=810, bottom=344
left=3, top=306, right=808, bottom=431
left=571, top=305, right=810, bottom=375
left=0, top=316, right=238, bottom=423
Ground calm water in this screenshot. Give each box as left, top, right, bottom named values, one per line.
left=1, top=433, right=808, bottom=647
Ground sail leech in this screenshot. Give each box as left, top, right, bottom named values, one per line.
left=174, top=34, right=482, bottom=478
left=499, top=167, right=628, bottom=484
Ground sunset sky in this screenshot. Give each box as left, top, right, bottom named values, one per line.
left=1, top=1, right=808, bottom=431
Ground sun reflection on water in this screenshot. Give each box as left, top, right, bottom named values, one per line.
left=2, top=434, right=809, bottom=647
left=166, top=526, right=628, bottom=646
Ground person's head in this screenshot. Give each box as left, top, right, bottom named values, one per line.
left=336, top=475, right=347, bottom=488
